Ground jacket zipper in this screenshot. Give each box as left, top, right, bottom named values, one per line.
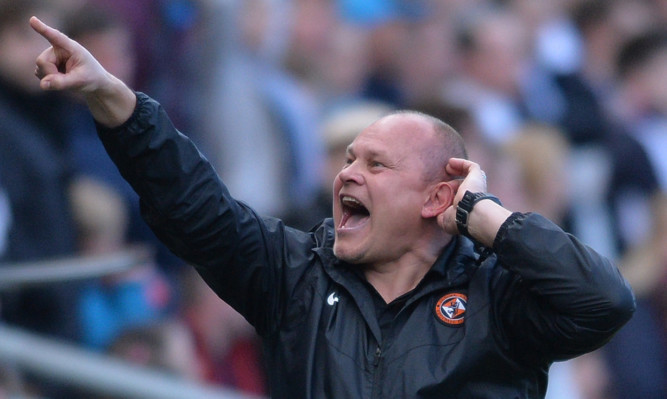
left=371, top=345, right=383, bottom=398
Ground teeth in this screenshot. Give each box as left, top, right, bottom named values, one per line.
left=342, top=196, right=362, bottom=207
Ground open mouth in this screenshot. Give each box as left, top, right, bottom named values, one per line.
left=339, top=195, right=370, bottom=229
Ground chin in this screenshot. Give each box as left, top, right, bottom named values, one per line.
left=333, top=243, right=364, bottom=264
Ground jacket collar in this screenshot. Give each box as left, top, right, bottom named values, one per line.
left=313, top=230, right=479, bottom=341
left=314, top=234, right=477, bottom=291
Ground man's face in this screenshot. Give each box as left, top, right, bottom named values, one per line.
left=332, top=114, right=438, bottom=266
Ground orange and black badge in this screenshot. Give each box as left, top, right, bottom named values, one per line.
left=434, top=292, right=467, bottom=326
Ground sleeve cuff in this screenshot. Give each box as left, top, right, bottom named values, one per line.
left=492, top=212, right=526, bottom=251
left=95, top=91, right=148, bottom=135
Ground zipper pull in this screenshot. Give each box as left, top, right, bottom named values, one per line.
left=374, top=346, right=382, bottom=366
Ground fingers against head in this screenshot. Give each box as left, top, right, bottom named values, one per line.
left=446, top=158, right=474, bottom=177
left=446, top=158, right=487, bottom=194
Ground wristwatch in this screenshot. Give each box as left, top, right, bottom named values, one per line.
left=455, top=191, right=502, bottom=238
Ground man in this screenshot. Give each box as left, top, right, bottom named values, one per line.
left=30, top=17, right=635, bottom=398
left=0, top=1, right=81, bottom=341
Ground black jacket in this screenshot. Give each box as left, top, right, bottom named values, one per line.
left=0, top=81, right=80, bottom=340
left=98, top=93, right=635, bottom=398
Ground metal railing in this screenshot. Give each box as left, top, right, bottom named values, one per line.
left=0, top=246, right=266, bottom=398
left=0, top=246, right=152, bottom=291
left=0, top=322, right=264, bottom=399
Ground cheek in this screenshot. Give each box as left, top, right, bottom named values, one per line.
left=332, top=176, right=343, bottom=219
left=375, top=193, right=423, bottom=230
left=332, top=173, right=342, bottom=194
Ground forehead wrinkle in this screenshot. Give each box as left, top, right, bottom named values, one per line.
left=347, top=136, right=389, bottom=159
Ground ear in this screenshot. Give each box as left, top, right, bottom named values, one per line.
left=422, top=181, right=456, bottom=219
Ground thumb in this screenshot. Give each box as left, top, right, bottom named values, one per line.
left=448, top=179, right=463, bottom=204
left=438, top=205, right=459, bottom=235
left=436, top=179, right=462, bottom=235
left=40, top=73, right=69, bottom=91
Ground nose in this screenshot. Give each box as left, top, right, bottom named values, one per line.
left=336, top=160, right=364, bottom=186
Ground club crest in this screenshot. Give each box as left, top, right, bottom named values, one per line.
left=434, top=292, right=467, bottom=326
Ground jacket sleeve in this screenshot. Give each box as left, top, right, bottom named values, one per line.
left=490, top=212, right=635, bottom=364
left=95, top=92, right=313, bottom=336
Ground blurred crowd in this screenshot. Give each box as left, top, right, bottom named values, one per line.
left=0, top=0, right=665, bottom=398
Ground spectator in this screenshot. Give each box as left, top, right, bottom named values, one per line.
left=604, top=192, right=667, bottom=399
left=107, top=319, right=201, bottom=381
left=179, top=268, right=267, bottom=395
left=69, top=177, right=172, bottom=350
left=0, top=0, right=80, bottom=340
left=613, top=29, right=667, bottom=190
left=396, top=9, right=458, bottom=107
left=88, top=319, right=203, bottom=399
left=62, top=2, right=184, bottom=274
left=313, top=22, right=372, bottom=112
left=355, top=2, right=416, bottom=106
left=85, top=0, right=201, bottom=129
left=502, top=0, right=664, bottom=257
left=502, top=123, right=571, bottom=225
left=197, top=0, right=326, bottom=223
left=502, top=123, right=614, bottom=399
left=445, top=4, right=536, bottom=144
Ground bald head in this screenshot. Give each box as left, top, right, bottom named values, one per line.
left=380, top=110, right=468, bottom=183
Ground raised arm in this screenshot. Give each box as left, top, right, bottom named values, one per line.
left=29, top=16, right=314, bottom=335
left=438, top=157, right=512, bottom=247
left=30, top=16, right=135, bottom=127
left=439, top=158, right=634, bottom=362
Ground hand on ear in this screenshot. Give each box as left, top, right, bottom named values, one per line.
left=435, top=158, right=488, bottom=235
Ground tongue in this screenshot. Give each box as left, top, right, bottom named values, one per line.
left=344, top=213, right=368, bottom=228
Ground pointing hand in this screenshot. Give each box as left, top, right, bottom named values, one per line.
left=30, top=16, right=110, bottom=93
left=30, top=16, right=136, bottom=127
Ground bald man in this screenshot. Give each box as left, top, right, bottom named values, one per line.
left=31, top=17, right=634, bottom=399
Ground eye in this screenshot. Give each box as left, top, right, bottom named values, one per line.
left=370, top=160, right=385, bottom=168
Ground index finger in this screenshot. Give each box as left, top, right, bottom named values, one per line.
left=445, top=158, right=479, bottom=177
left=29, top=16, right=73, bottom=51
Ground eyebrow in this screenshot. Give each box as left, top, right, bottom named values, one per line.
left=346, top=144, right=385, bottom=160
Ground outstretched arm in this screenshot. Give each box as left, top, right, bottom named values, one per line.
left=30, top=16, right=136, bottom=127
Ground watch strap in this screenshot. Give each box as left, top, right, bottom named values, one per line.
left=455, top=191, right=502, bottom=238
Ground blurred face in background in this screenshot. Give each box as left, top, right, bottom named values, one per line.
left=641, top=47, right=667, bottom=114
left=464, top=12, right=529, bottom=96
left=75, top=25, right=136, bottom=86
left=0, top=10, right=59, bottom=93
left=398, top=19, right=457, bottom=104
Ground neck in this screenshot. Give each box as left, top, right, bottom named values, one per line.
left=364, top=236, right=451, bottom=303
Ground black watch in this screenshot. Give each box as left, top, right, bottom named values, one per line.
left=455, top=191, right=502, bottom=238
